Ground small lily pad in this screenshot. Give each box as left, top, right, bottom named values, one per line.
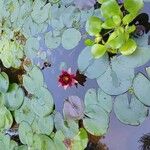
left=62, top=28, right=81, bottom=50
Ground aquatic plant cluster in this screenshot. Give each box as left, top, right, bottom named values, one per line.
left=0, top=0, right=150, bottom=149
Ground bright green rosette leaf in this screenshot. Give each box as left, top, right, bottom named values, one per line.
left=86, top=16, right=102, bottom=36
left=101, top=0, right=122, bottom=18
left=120, top=39, right=137, bottom=55
left=124, top=0, right=144, bottom=15
left=91, top=44, right=107, bottom=59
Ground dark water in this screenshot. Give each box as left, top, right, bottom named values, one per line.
left=41, top=3, right=150, bottom=150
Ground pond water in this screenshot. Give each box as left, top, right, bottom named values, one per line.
left=38, top=3, right=150, bottom=150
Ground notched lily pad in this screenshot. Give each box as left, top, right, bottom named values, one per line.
left=114, top=93, right=148, bottom=125
left=62, top=28, right=81, bottom=50
left=133, top=73, right=150, bottom=106
left=78, top=47, right=109, bottom=79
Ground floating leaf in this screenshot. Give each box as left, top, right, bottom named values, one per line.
left=23, top=66, right=44, bottom=94
left=63, top=96, right=84, bottom=120
left=31, top=134, right=56, bottom=150
left=0, top=133, right=18, bottom=150
left=83, top=104, right=109, bottom=136
left=120, top=39, right=137, bottom=55
left=0, top=72, right=9, bottom=93
left=0, top=106, right=13, bottom=131
left=18, top=121, right=33, bottom=146
left=97, top=62, right=134, bottom=95
left=5, top=83, right=24, bottom=111
left=53, top=131, right=67, bottom=150
left=84, top=88, right=112, bottom=113
left=133, top=73, right=150, bottom=106
left=45, top=31, right=61, bottom=49
left=78, top=47, right=109, bottom=79
left=72, top=128, right=88, bottom=150
left=25, top=37, right=39, bottom=59
left=100, top=0, right=122, bottom=18
left=31, top=115, right=54, bottom=135
left=31, top=87, right=54, bottom=117
left=86, top=16, right=102, bottom=36
left=114, top=93, right=148, bottom=125
left=14, top=97, right=35, bottom=124
left=91, top=44, right=107, bottom=58
left=62, top=28, right=81, bottom=50
left=31, top=2, right=51, bottom=24
left=124, top=0, right=144, bottom=15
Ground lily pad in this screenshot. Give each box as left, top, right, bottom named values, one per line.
left=18, top=121, right=33, bottom=146
left=133, top=73, right=150, bottom=106
left=84, top=88, right=112, bottom=113
left=97, top=61, right=134, bottom=95
left=23, top=66, right=44, bottom=94
left=83, top=104, right=109, bottom=136
left=0, top=133, right=18, bottom=150
left=0, top=72, right=9, bottom=93
left=5, top=83, right=24, bottom=111
left=62, top=28, right=81, bottom=50
left=78, top=47, right=109, bottom=79
left=114, top=93, right=148, bottom=125
left=45, top=31, right=61, bottom=49
left=31, top=87, right=54, bottom=117
left=14, top=97, right=36, bottom=124
left=63, top=96, right=84, bottom=120
left=31, top=115, right=54, bottom=135
left=0, top=106, right=13, bottom=131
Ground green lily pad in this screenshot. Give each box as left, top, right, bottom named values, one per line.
left=31, top=87, right=54, bottom=117
left=0, top=133, right=18, bottom=150
left=5, top=83, right=24, bottom=111
left=83, top=104, right=109, bottom=136
left=31, top=115, right=54, bottom=135
left=97, top=61, right=134, bottom=95
left=62, top=28, right=81, bottom=50
left=45, top=31, right=61, bottom=49
left=53, top=131, right=67, bottom=150
left=23, top=66, right=44, bottom=94
left=0, top=72, right=9, bottom=93
left=0, top=106, right=13, bottom=131
left=18, top=121, right=33, bottom=146
left=78, top=47, right=109, bottom=79
left=72, top=128, right=88, bottom=150
left=14, top=97, right=36, bottom=124
left=31, top=134, right=56, bottom=150
left=133, top=73, right=150, bottom=106
left=84, top=88, right=112, bottom=113
left=63, top=96, right=84, bottom=120
left=114, top=93, right=148, bottom=125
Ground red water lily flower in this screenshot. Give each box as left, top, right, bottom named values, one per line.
left=58, top=68, right=78, bottom=90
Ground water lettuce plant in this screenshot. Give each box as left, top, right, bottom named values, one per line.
left=85, top=0, right=144, bottom=58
